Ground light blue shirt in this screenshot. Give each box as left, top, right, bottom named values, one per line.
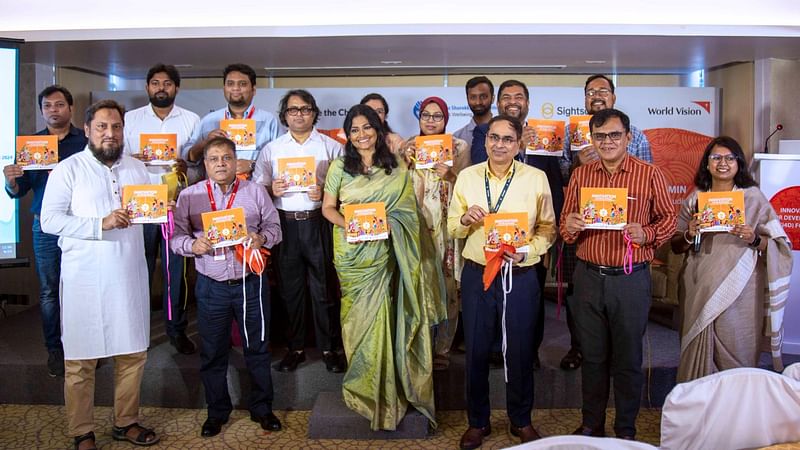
left=559, top=123, right=652, bottom=181
left=184, top=103, right=281, bottom=162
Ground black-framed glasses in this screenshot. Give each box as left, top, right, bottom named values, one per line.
left=487, top=133, right=517, bottom=146
left=591, top=131, right=624, bottom=142
left=709, top=154, right=737, bottom=163
left=420, top=112, right=445, bottom=122
left=585, top=88, right=612, bottom=98
left=286, top=106, right=314, bottom=116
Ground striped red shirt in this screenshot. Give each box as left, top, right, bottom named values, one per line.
left=560, top=155, right=676, bottom=266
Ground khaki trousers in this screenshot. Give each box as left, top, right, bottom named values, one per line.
left=64, top=351, right=147, bottom=437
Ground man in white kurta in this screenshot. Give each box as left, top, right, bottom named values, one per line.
left=41, top=100, right=159, bottom=449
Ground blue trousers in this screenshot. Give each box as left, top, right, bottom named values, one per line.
left=143, top=224, right=187, bottom=337
left=32, top=216, right=62, bottom=353
left=461, top=261, right=540, bottom=428
left=196, top=273, right=274, bottom=420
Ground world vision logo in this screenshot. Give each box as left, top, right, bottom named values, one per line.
left=692, top=101, right=711, bottom=113
left=541, top=102, right=555, bottom=119
left=647, top=101, right=710, bottom=116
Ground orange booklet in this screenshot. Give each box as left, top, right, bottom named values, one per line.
left=277, top=156, right=316, bottom=192
left=201, top=207, right=248, bottom=249
left=343, top=202, right=389, bottom=243
left=414, top=134, right=454, bottom=169
left=16, top=135, right=58, bottom=170
left=484, top=212, right=530, bottom=253
left=526, top=119, right=565, bottom=156
left=569, top=115, right=593, bottom=151
left=580, top=187, right=628, bottom=230
left=122, top=184, right=168, bottom=224
left=697, top=191, right=745, bottom=232
left=139, top=133, right=178, bottom=165
left=220, top=119, right=256, bottom=151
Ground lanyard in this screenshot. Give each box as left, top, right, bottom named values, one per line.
left=206, top=179, right=240, bottom=211
left=484, top=164, right=516, bottom=213
left=224, top=104, right=255, bottom=120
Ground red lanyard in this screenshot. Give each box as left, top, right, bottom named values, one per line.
left=224, top=104, right=255, bottom=120
left=206, top=179, right=240, bottom=211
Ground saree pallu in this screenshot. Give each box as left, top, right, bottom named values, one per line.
left=327, top=158, right=445, bottom=430
left=677, top=186, right=793, bottom=382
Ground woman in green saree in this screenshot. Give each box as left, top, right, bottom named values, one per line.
left=321, top=104, right=445, bottom=431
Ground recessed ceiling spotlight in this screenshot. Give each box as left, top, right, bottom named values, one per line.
left=174, top=64, right=193, bottom=68
left=585, top=60, right=606, bottom=64
left=380, top=60, right=403, bottom=65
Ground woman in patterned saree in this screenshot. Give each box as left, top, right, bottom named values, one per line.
left=321, top=104, right=445, bottom=431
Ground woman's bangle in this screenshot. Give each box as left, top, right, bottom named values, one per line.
left=683, top=230, right=694, bottom=245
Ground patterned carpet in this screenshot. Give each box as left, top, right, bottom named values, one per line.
left=0, top=404, right=663, bottom=449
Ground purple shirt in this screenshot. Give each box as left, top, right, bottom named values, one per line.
left=170, top=178, right=281, bottom=282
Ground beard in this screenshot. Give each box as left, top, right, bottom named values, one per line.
left=470, top=104, right=491, bottom=116
left=89, top=140, right=123, bottom=165
left=150, top=91, right=176, bottom=108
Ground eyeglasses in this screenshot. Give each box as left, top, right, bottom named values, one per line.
left=591, top=131, right=625, bottom=142
left=286, top=106, right=314, bottom=116
left=207, top=155, right=235, bottom=164
left=709, top=154, right=737, bottom=163
left=585, top=88, right=612, bottom=98
left=487, top=133, right=517, bottom=146
left=420, top=112, right=445, bottom=122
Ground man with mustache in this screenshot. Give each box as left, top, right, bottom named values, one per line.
left=3, top=85, right=87, bottom=378
left=184, top=63, right=280, bottom=183
left=123, top=63, right=200, bottom=355
left=40, top=100, right=159, bottom=450
left=454, top=76, right=494, bottom=153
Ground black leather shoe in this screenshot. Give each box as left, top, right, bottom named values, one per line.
left=278, top=351, right=305, bottom=372
left=48, top=349, right=65, bottom=377
left=201, top=417, right=228, bottom=437
left=170, top=333, right=197, bottom=355
left=510, top=424, right=542, bottom=443
left=323, top=351, right=345, bottom=373
left=573, top=424, right=605, bottom=437
left=617, top=434, right=636, bottom=440
left=250, top=412, right=282, bottom=431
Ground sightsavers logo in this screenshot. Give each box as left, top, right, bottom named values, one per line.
left=540, top=102, right=587, bottom=119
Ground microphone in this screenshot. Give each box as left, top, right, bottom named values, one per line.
left=764, top=124, right=784, bottom=153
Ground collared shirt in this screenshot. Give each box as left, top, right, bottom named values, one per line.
left=559, top=123, right=652, bottom=181
left=559, top=154, right=676, bottom=266
left=453, top=118, right=478, bottom=150
left=170, top=179, right=282, bottom=282
left=5, top=125, right=86, bottom=215
left=184, top=103, right=280, bottom=163
left=447, top=160, right=556, bottom=267
left=252, top=128, right=342, bottom=211
left=123, top=103, right=200, bottom=183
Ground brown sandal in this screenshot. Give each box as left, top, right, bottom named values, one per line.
left=74, top=431, right=97, bottom=450
left=111, top=422, right=160, bottom=446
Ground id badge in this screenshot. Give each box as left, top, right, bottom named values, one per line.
left=213, top=248, right=226, bottom=261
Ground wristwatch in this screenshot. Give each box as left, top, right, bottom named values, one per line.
left=749, top=234, right=762, bottom=248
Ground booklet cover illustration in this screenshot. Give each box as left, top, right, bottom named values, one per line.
left=569, top=115, right=593, bottom=151
left=201, top=207, right=248, bottom=248
left=139, top=133, right=178, bottom=165
left=16, top=135, right=58, bottom=170
left=580, top=187, right=628, bottom=229
left=122, top=184, right=168, bottom=224
left=414, top=134, right=454, bottom=169
left=277, top=156, right=316, bottom=192
left=344, top=202, right=389, bottom=243
left=220, top=119, right=256, bottom=151
left=484, top=212, right=530, bottom=253
left=526, top=119, right=565, bottom=156
left=697, top=190, right=745, bottom=232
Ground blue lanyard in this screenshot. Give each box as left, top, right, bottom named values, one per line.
left=484, top=164, right=516, bottom=213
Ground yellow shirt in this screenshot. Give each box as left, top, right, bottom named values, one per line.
left=447, top=160, right=556, bottom=267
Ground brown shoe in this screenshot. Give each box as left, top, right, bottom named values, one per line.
left=510, top=424, right=542, bottom=443
left=573, top=424, right=605, bottom=437
left=459, top=425, right=491, bottom=450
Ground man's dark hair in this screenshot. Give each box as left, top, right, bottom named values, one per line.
left=465, top=76, right=494, bottom=96
left=497, top=80, right=529, bottom=100
left=146, top=63, right=181, bottom=87
left=584, top=74, right=616, bottom=93
left=278, top=89, right=320, bottom=127
left=487, top=114, right=523, bottom=140
left=694, top=136, right=758, bottom=191
left=203, top=136, right=237, bottom=158
left=589, top=108, right=630, bottom=133
left=359, top=93, right=394, bottom=133
left=85, top=99, right=125, bottom=125
left=223, top=63, right=257, bottom=86
left=38, top=85, right=74, bottom=111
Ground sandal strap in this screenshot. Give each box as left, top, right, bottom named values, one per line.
left=115, top=422, right=156, bottom=444
left=74, top=431, right=96, bottom=450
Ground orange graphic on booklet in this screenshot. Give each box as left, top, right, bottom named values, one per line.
left=344, top=202, right=389, bottom=243
left=202, top=207, right=248, bottom=249
left=277, top=156, right=316, bottom=192
left=122, top=184, right=168, bottom=224
left=414, top=134, right=454, bottom=169
left=580, top=187, right=628, bottom=230
left=139, top=133, right=178, bottom=165
left=221, top=119, right=256, bottom=151
left=16, top=135, right=58, bottom=170
left=484, top=212, right=530, bottom=253
left=526, top=119, right=565, bottom=156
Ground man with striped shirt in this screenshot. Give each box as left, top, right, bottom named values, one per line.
left=560, top=108, right=675, bottom=440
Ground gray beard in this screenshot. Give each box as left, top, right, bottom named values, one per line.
left=89, top=141, right=123, bottom=165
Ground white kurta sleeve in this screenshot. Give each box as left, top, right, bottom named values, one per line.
left=41, top=162, right=103, bottom=240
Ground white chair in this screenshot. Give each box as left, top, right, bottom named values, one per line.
left=660, top=365, right=800, bottom=450
left=508, top=435, right=657, bottom=449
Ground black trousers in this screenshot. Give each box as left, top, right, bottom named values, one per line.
left=196, top=273, right=273, bottom=420
left=277, top=214, right=338, bottom=352
left=570, top=260, right=651, bottom=437
left=462, top=261, right=540, bottom=428
left=532, top=262, right=546, bottom=355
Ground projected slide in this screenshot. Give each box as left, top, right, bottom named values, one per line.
left=0, top=45, right=18, bottom=259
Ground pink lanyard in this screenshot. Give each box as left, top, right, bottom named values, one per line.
left=623, top=231, right=635, bottom=275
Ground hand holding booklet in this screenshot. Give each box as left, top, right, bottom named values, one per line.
left=414, top=134, right=454, bottom=169
left=697, top=191, right=745, bottom=232
left=122, top=184, right=169, bottom=224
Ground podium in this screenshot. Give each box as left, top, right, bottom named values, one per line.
left=753, top=153, right=800, bottom=354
